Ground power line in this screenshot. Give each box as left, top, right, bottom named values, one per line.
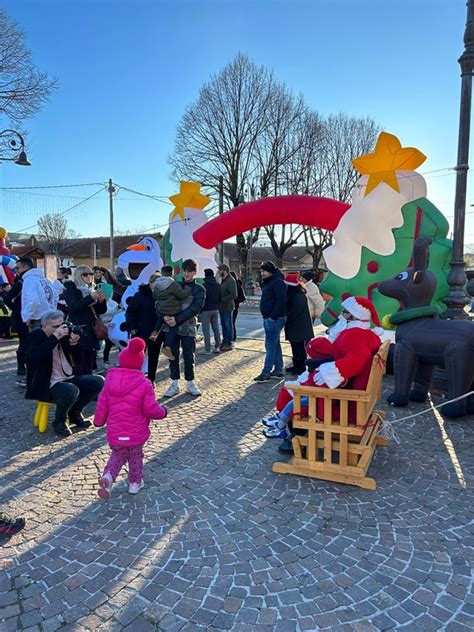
left=0, top=182, right=106, bottom=190
left=114, top=183, right=173, bottom=204
left=12, top=187, right=106, bottom=233
left=0, top=189, right=107, bottom=200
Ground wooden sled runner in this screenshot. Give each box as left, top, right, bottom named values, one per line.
left=272, top=340, right=390, bottom=490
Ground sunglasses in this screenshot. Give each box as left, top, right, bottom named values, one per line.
left=82, top=272, right=93, bottom=277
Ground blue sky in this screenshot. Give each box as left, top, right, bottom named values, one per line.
left=0, top=0, right=472, bottom=243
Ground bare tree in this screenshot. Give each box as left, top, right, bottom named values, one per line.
left=170, top=53, right=277, bottom=269
left=319, top=113, right=381, bottom=202
left=257, top=104, right=325, bottom=264
left=0, top=9, right=56, bottom=131
left=170, top=54, right=380, bottom=273
left=302, top=226, right=333, bottom=270
left=298, top=113, right=381, bottom=268
left=37, top=213, right=68, bottom=257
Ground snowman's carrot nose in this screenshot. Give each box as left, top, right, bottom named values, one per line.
left=127, top=244, right=146, bottom=251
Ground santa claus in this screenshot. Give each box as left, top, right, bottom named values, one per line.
left=262, top=296, right=383, bottom=439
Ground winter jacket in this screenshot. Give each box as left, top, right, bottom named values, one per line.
left=94, top=367, right=167, bottom=446
left=4, top=278, right=28, bottom=335
left=63, top=281, right=107, bottom=351
left=160, top=280, right=206, bottom=337
left=25, top=328, right=83, bottom=401
left=153, top=276, right=191, bottom=315
left=304, top=280, right=325, bottom=320
left=260, top=270, right=287, bottom=320
left=126, top=284, right=156, bottom=340
left=219, top=274, right=238, bottom=312
left=284, top=286, right=314, bottom=342
left=21, top=268, right=58, bottom=322
left=203, top=277, right=221, bottom=311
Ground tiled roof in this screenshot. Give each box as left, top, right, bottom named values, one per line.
left=9, top=233, right=163, bottom=258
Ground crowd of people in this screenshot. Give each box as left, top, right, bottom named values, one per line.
left=2, top=254, right=343, bottom=510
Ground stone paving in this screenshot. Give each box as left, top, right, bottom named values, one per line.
left=0, top=336, right=473, bottom=631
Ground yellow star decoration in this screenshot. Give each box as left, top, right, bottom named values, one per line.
left=169, top=181, right=211, bottom=220
left=352, top=132, right=426, bottom=196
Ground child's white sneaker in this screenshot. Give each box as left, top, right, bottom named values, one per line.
left=163, top=380, right=179, bottom=397
left=128, top=480, right=144, bottom=495
left=97, top=472, right=113, bottom=499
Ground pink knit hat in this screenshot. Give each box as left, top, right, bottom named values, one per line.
left=119, top=337, right=145, bottom=370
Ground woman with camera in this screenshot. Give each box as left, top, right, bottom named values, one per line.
left=64, top=265, right=107, bottom=375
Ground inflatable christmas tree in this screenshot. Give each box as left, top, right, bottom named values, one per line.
left=320, top=133, right=452, bottom=325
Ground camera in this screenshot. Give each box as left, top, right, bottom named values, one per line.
left=65, top=321, right=85, bottom=336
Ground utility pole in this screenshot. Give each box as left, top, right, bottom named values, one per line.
left=443, top=0, right=474, bottom=318
left=108, top=178, right=115, bottom=271
left=218, top=175, right=224, bottom=265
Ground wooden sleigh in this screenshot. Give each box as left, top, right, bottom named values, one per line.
left=272, top=340, right=390, bottom=490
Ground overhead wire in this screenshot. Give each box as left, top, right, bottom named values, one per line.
left=0, top=182, right=106, bottom=190
left=12, top=186, right=106, bottom=233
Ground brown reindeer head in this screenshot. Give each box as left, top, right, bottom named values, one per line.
left=378, top=237, right=437, bottom=309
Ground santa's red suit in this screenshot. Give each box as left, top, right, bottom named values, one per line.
left=275, top=296, right=383, bottom=424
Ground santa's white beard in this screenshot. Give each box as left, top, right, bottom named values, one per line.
left=327, top=316, right=372, bottom=342
left=327, top=315, right=348, bottom=342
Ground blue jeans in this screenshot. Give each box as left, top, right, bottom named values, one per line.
left=169, top=335, right=196, bottom=381
left=262, top=317, right=286, bottom=375
left=219, top=310, right=233, bottom=345
left=279, top=396, right=308, bottom=423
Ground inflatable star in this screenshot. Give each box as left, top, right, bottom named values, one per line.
left=169, top=181, right=211, bottom=220
left=352, top=132, right=426, bottom=196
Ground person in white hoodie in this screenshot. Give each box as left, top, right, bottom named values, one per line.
left=17, top=257, right=58, bottom=329
left=300, top=271, right=325, bottom=324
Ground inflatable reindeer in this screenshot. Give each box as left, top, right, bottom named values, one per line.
left=378, top=237, right=474, bottom=418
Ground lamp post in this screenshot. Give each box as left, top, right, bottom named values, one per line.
left=0, top=129, right=31, bottom=166
left=443, top=0, right=474, bottom=319
left=108, top=179, right=115, bottom=271
left=242, top=182, right=261, bottom=295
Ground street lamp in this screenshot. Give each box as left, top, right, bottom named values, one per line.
left=0, top=129, right=31, bottom=166
left=241, top=182, right=260, bottom=295
left=443, top=0, right=474, bottom=318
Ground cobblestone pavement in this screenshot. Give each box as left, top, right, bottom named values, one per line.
left=0, top=336, right=473, bottom=631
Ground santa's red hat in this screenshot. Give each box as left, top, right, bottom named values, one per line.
left=305, top=337, right=333, bottom=359
left=284, top=273, right=300, bottom=286
left=341, top=295, right=380, bottom=326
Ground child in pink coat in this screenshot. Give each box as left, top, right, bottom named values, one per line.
left=94, top=337, right=167, bottom=498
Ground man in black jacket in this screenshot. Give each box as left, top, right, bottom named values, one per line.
left=161, top=259, right=205, bottom=398
left=25, top=310, right=104, bottom=437
left=255, top=261, right=287, bottom=382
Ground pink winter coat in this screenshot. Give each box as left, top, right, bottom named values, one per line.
left=94, top=368, right=167, bottom=447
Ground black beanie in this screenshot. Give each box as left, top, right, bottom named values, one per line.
left=260, top=261, right=278, bottom=274
left=301, top=271, right=314, bottom=282
left=204, top=268, right=214, bottom=277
